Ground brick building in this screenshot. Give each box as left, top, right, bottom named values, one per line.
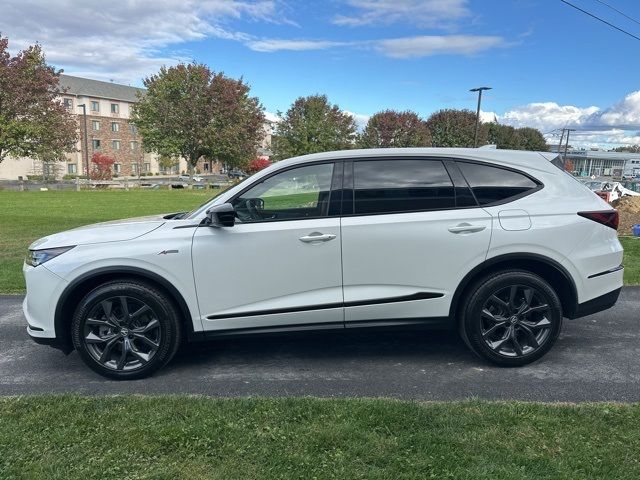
left=0, top=75, right=238, bottom=180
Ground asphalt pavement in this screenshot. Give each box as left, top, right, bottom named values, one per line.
left=1, top=288, right=639, bottom=401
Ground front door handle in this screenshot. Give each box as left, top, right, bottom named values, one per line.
left=299, top=232, right=337, bottom=243
left=448, top=223, right=486, bottom=234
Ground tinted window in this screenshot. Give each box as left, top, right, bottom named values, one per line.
left=443, top=162, right=477, bottom=208
left=353, top=160, right=455, bottom=214
left=457, top=162, right=538, bottom=205
left=233, top=163, right=334, bottom=222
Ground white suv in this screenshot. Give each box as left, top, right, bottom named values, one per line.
left=24, top=148, right=624, bottom=379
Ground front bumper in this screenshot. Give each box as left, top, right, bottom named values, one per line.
left=23, top=263, right=69, bottom=350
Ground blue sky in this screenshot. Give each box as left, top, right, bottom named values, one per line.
left=4, top=0, right=640, bottom=147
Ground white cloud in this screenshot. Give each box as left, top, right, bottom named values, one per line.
left=345, top=110, right=371, bottom=130
left=246, top=39, right=349, bottom=52
left=376, top=35, right=506, bottom=58
left=483, top=91, right=640, bottom=148
left=333, top=0, right=470, bottom=28
left=3, top=0, right=509, bottom=82
left=2, top=0, right=282, bottom=83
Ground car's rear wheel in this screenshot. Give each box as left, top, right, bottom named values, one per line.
left=71, top=280, right=182, bottom=380
left=460, top=270, right=563, bottom=367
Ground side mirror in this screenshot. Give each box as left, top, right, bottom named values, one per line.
left=206, top=203, right=236, bottom=227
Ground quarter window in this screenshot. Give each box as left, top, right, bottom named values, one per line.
left=457, top=162, right=538, bottom=205
left=353, top=160, right=455, bottom=215
left=233, top=163, right=334, bottom=222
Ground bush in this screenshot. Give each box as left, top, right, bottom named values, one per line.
left=90, top=153, right=116, bottom=181
left=26, top=175, right=44, bottom=181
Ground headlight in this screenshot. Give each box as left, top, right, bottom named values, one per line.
left=26, top=246, right=75, bottom=267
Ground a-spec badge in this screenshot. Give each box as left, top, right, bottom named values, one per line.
left=157, top=249, right=179, bottom=255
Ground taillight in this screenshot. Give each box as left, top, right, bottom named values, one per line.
left=578, top=210, right=619, bottom=230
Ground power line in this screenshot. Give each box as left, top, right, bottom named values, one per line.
left=559, top=0, right=640, bottom=42
left=595, top=0, right=640, bottom=27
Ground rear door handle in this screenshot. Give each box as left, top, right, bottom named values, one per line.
left=299, top=232, right=337, bottom=243
left=448, top=223, right=486, bottom=234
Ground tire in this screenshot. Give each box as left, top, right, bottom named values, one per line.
left=459, top=270, right=563, bottom=367
left=71, top=280, right=182, bottom=380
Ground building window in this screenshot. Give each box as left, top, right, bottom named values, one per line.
left=114, top=163, right=121, bottom=173
left=132, top=163, right=139, bottom=174
left=92, top=120, right=100, bottom=131
left=90, top=101, right=99, bottom=112
left=67, top=163, right=77, bottom=174
left=111, top=122, right=120, bottom=132
left=63, top=98, right=73, bottom=111
left=92, top=139, right=101, bottom=150
left=130, top=124, right=138, bottom=135
left=130, top=141, right=138, bottom=151
left=111, top=103, right=119, bottom=114
left=112, top=140, right=121, bottom=150
left=143, top=162, right=151, bottom=173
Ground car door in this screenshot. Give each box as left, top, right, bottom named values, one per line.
left=340, top=158, right=492, bottom=325
left=192, top=161, right=344, bottom=331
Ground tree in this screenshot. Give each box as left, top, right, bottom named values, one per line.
left=518, top=127, right=548, bottom=151
left=131, top=63, right=265, bottom=174
left=488, top=123, right=523, bottom=150
left=271, top=95, right=357, bottom=160
left=425, top=109, right=487, bottom=148
left=358, top=110, right=431, bottom=148
left=157, top=155, right=179, bottom=174
left=0, top=36, right=77, bottom=164
left=247, top=157, right=271, bottom=174
left=487, top=123, right=548, bottom=151
left=90, top=152, right=115, bottom=181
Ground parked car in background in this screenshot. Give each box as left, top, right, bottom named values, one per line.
left=178, top=174, right=203, bottom=182
left=24, top=148, right=623, bottom=379
left=227, top=170, right=246, bottom=179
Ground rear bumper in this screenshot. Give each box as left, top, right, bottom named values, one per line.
left=568, top=286, right=622, bottom=319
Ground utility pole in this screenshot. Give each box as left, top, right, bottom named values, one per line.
left=470, top=87, right=492, bottom=147
left=77, top=104, right=90, bottom=182
left=564, top=129, right=576, bottom=166
left=557, top=128, right=566, bottom=168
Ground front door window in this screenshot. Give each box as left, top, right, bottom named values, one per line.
left=232, top=163, right=334, bottom=222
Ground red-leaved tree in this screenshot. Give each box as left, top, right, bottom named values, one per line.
left=247, top=157, right=271, bottom=174
left=90, top=152, right=115, bottom=180
left=0, top=36, right=78, bottom=164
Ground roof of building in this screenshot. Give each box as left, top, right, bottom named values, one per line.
left=564, top=149, right=640, bottom=160
left=58, top=75, right=145, bottom=103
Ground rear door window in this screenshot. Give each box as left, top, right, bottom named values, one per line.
left=353, top=159, right=455, bottom=214
left=457, top=162, right=538, bottom=205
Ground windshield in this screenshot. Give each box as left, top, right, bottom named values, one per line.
left=184, top=182, right=238, bottom=219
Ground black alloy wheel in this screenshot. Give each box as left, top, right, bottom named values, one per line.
left=460, top=270, right=563, bottom=367
left=72, top=280, right=182, bottom=380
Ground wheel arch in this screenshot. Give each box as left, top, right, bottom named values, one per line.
left=449, top=253, right=578, bottom=321
left=54, top=266, right=195, bottom=353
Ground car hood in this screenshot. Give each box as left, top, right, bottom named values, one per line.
left=29, top=214, right=167, bottom=250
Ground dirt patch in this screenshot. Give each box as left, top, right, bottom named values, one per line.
left=612, top=196, right=640, bottom=236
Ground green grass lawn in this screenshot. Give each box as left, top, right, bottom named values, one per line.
left=0, top=190, right=638, bottom=293
left=0, top=190, right=215, bottom=293
left=620, top=237, right=640, bottom=285
left=1, top=396, right=639, bottom=480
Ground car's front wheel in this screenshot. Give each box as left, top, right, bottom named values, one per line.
left=71, top=280, right=182, bottom=380
left=460, top=270, right=563, bottom=367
